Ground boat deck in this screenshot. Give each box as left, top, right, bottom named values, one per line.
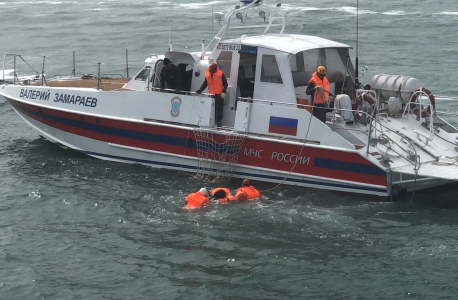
left=32, top=78, right=132, bottom=91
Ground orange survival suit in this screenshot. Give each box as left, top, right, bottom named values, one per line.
left=308, top=72, right=330, bottom=104
left=210, top=188, right=235, bottom=203
left=205, top=68, right=224, bottom=95
left=235, top=185, right=261, bottom=200
left=185, top=191, right=211, bottom=208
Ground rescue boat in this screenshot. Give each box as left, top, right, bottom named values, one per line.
left=2, top=0, right=458, bottom=199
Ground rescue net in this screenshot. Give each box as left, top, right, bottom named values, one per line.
left=193, top=128, right=246, bottom=183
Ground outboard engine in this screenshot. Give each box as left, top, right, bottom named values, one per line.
left=370, top=74, right=422, bottom=103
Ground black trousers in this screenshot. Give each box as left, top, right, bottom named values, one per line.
left=215, top=95, right=224, bottom=122
left=312, top=104, right=327, bottom=123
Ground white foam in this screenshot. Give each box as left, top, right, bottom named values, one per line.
left=280, top=4, right=322, bottom=12
left=1, top=1, right=76, bottom=5
left=179, top=1, right=225, bottom=9
left=332, top=6, right=377, bottom=15
left=436, top=12, right=458, bottom=15
left=383, top=10, right=406, bottom=16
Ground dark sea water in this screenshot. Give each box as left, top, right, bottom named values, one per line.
left=1, top=0, right=458, bottom=299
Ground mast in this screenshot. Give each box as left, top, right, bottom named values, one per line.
left=354, top=0, right=360, bottom=89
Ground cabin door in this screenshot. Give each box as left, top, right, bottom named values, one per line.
left=236, top=46, right=258, bottom=101
left=215, top=50, right=238, bottom=127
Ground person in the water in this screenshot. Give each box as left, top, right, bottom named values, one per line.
left=210, top=187, right=235, bottom=203
left=235, top=179, right=261, bottom=200
left=185, top=188, right=211, bottom=208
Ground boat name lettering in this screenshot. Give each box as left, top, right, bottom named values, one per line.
left=19, top=89, right=50, bottom=101
left=271, top=152, right=310, bottom=165
left=53, top=93, right=97, bottom=107
left=216, top=44, right=241, bottom=51
left=244, top=148, right=263, bottom=158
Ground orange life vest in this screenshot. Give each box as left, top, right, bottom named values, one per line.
left=308, top=72, right=330, bottom=104
left=185, top=191, right=211, bottom=208
left=235, top=185, right=260, bottom=200
left=210, top=187, right=235, bottom=203
left=205, top=68, right=224, bottom=95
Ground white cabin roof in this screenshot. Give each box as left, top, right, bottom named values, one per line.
left=221, top=34, right=351, bottom=54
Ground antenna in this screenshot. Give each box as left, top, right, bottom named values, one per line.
left=72, top=51, right=75, bottom=77
left=354, top=0, right=360, bottom=89
left=168, top=5, right=172, bottom=51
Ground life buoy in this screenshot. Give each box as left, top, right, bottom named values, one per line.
left=352, top=94, right=376, bottom=125
left=409, top=88, right=435, bottom=118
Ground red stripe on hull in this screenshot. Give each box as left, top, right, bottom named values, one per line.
left=268, top=124, right=297, bottom=136
left=8, top=98, right=387, bottom=187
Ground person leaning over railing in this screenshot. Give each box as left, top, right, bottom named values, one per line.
left=160, top=58, right=182, bottom=92
left=195, top=63, right=228, bottom=127
left=306, top=66, right=336, bottom=123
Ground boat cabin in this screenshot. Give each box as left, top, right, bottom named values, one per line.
left=124, top=34, right=358, bottom=148
left=126, top=34, right=355, bottom=125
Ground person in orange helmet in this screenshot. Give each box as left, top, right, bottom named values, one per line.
left=210, top=187, right=235, bottom=203
left=306, top=66, right=336, bottom=123
left=235, top=179, right=261, bottom=200
left=185, top=188, right=211, bottom=208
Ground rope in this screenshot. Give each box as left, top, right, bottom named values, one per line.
left=261, top=88, right=321, bottom=192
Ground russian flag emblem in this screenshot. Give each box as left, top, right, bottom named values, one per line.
left=268, top=116, right=298, bottom=136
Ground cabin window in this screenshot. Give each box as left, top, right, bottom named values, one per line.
left=260, top=55, right=283, bottom=84
left=217, top=51, right=233, bottom=78
left=237, top=53, right=257, bottom=99
left=290, top=48, right=349, bottom=87
left=135, top=68, right=151, bottom=81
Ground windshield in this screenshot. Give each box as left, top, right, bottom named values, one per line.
left=290, top=48, right=350, bottom=87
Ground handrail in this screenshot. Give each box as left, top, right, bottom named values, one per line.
left=149, top=87, right=215, bottom=98
left=200, top=0, right=286, bottom=59
left=2, top=54, right=44, bottom=86
left=402, top=88, right=435, bottom=141
left=238, top=94, right=423, bottom=169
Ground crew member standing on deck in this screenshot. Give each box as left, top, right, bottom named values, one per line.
left=195, top=63, right=228, bottom=127
left=306, top=66, right=336, bottom=123
left=160, top=58, right=182, bottom=92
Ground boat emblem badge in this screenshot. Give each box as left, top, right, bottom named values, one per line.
left=170, top=96, right=182, bottom=117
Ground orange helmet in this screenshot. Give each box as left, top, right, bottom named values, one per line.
left=317, top=66, right=326, bottom=75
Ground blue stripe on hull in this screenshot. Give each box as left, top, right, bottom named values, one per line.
left=80, top=150, right=387, bottom=194
left=314, top=157, right=386, bottom=177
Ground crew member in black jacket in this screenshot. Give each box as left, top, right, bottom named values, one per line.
left=160, top=58, right=182, bottom=91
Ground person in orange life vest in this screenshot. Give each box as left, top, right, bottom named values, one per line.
left=185, top=188, right=211, bottom=208
left=235, top=179, right=261, bottom=200
left=195, top=63, right=228, bottom=128
left=305, top=66, right=336, bottom=123
left=210, top=187, right=235, bottom=203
